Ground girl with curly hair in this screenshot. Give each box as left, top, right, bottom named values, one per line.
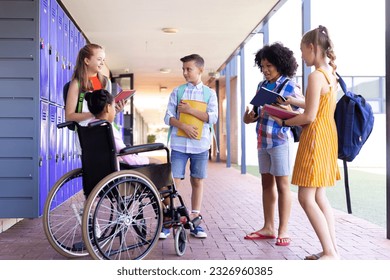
left=243, top=42, right=304, bottom=246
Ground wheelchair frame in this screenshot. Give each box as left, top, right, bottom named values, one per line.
left=43, top=120, right=200, bottom=260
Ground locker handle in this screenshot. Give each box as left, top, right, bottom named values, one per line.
left=55, top=154, right=59, bottom=163
left=40, top=38, right=45, bottom=50
left=39, top=157, right=43, bottom=167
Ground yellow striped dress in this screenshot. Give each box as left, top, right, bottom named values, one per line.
left=291, top=68, right=340, bottom=187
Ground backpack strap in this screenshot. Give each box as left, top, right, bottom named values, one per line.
left=276, top=78, right=290, bottom=93
left=167, top=84, right=218, bottom=153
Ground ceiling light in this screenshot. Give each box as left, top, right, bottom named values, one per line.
left=160, top=86, right=168, bottom=92
left=162, top=28, right=178, bottom=34
left=159, top=68, right=171, bottom=74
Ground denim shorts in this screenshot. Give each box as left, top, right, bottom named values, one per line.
left=257, top=140, right=293, bottom=176
left=171, top=150, right=209, bottom=179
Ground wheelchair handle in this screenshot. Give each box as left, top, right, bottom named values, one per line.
left=57, top=121, right=77, bottom=129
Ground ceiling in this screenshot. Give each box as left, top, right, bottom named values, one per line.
left=60, top=0, right=282, bottom=130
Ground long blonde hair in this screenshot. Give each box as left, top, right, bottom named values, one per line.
left=301, top=25, right=337, bottom=71
left=72, top=43, right=107, bottom=92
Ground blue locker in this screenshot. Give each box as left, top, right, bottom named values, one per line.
left=73, top=27, right=80, bottom=68
left=68, top=128, right=75, bottom=174
left=40, top=0, right=50, bottom=100
left=61, top=109, right=68, bottom=175
left=48, top=104, right=57, bottom=190
left=39, top=102, right=49, bottom=215
left=69, top=21, right=75, bottom=73
left=63, top=13, right=70, bottom=86
left=49, top=0, right=57, bottom=104
left=56, top=106, right=63, bottom=181
left=56, top=8, right=64, bottom=106
left=79, top=31, right=86, bottom=49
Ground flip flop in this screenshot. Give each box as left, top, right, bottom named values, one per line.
left=244, top=232, right=276, bottom=240
left=275, top=237, right=291, bottom=246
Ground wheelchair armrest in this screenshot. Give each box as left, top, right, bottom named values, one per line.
left=57, top=121, right=77, bottom=129
left=119, top=143, right=166, bottom=155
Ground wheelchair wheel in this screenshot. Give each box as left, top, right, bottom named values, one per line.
left=174, top=226, right=187, bottom=256
left=82, top=170, right=163, bottom=260
left=43, top=168, right=88, bottom=258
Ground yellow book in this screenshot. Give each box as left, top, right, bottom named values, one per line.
left=177, top=99, right=207, bottom=140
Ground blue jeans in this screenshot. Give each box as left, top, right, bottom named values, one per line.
left=171, top=150, right=209, bottom=179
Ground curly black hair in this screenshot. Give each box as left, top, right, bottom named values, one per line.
left=254, top=42, right=298, bottom=78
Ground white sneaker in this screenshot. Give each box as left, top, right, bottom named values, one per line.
left=159, top=227, right=170, bottom=239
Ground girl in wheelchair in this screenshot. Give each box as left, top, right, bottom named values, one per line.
left=85, top=89, right=176, bottom=227
left=84, top=89, right=161, bottom=166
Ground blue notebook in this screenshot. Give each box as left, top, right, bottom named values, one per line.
left=250, top=87, right=286, bottom=107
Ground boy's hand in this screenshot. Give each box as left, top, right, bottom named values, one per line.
left=178, top=100, right=192, bottom=114
left=182, top=124, right=198, bottom=139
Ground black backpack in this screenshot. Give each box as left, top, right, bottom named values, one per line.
left=334, top=73, right=374, bottom=162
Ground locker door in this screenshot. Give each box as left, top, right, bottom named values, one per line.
left=63, top=13, right=70, bottom=87
left=49, top=0, right=57, bottom=104
left=39, top=102, right=49, bottom=215
left=56, top=8, right=64, bottom=106
left=56, top=106, right=63, bottom=181
left=79, top=31, right=86, bottom=49
left=68, top=126, right=74, bottom=174
left=73, top=27, right=80, bottom=67
left=69, top=22, right=75, bottom=67
left=61, top=109, right=68, bottom=174
left=48, top=104, right=57, bottom=190
left=40, top=0, right=50, bottom=100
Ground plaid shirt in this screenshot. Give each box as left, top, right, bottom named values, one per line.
left=255, top=76, right=303, bottom=149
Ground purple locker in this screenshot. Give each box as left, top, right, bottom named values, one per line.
left=68, top=128, right=74, bottom=174
left=73, top=28, right=80, bottom=69
left=48, top=105, right=57, bottom=190
left=56, top=106, right=63, bottom=181
left=56, top=8, right=64, bottom=106
left=39, top=102, right=49, bottom=215
left=69, top=21, right=75, bottom=74
left=61, top=109, right=68, bottom=175
left=78, top=31, right=86, bottom=49
left=49, top=0, right=57, bottom=104
left=63, top=13, right=70, bottom=86
left=40, top=0, right=50, bottom=100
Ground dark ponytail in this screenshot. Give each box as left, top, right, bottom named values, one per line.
left=85, top=89, right=113, bottom=116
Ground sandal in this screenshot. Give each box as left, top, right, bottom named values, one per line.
left=275, top=237, right=291, bottom=246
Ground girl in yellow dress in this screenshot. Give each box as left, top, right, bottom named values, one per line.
left=270, top=26, right=340, bottom=260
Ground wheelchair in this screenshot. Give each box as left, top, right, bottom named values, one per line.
left=43, top=120, right=202, bottom=260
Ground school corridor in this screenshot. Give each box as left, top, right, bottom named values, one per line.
left=0, top=161, right=389, bottom=261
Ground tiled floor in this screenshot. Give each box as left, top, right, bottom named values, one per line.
left=0, top=161, right=389, bottom=260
